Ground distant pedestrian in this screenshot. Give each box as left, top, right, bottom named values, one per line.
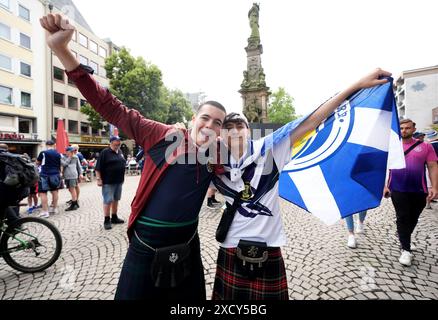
left=36, top=140, right=62, bottom=218
left=95, top=136, right=126, bottom=230
left=26, top=158, right=39, bottom=214
left=384, top=119, right=438, bottom=266
left=62, top=146, right=82, bottom=211
left=70, top=144, right=86, bottom=204
left=344, top=211, right=367, bottom=248
left=206, top=186, right=222, bottom=208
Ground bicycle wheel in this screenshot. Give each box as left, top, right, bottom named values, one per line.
left=0, top=217, right=62, bottom=273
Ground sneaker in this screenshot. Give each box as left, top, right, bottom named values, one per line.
left=355, top=223, right=365, bottom=234
left=410, top=243, right=416, bottom=251
left=399, top=250, right=413, bottom=266
left=207, top=199, right=215, bottom=208
left=66, top=200, right=72, bottom=205
left=111, top=216, right=125, bottom=224
left=211, top=197, right=222, bottom=206
left=48, top=206, right=56, bottom=214
left=347, top=235, right=357, bottom=248
left=65, top=203, right=79, bottom=212
left=26, top=207, right=34, bottom=215
left=39, top=211, right=50, bottom=219
left=104, top=220, right=112, bottom=230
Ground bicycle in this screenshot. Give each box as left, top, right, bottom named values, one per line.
left=0, top=207, right=62, bottom=273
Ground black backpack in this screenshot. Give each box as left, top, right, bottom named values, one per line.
left=0, top=152, right=39, bottom=188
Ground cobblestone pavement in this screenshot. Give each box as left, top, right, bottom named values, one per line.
left=1, top=175, right=437, bottom=300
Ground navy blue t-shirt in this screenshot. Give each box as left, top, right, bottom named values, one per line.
left=95, top=147, right=126, bottom=184
left=37, top=149, right=61, bottom=176
left=140, top=152, right=214, bottom=223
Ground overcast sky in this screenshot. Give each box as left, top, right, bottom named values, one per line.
left=70, top=0, right=438, bottom=115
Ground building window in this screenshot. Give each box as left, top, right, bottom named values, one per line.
left=68, top=120, right=78, bottom=134
left=0, top=85, right=12, bottom=104
left=0, top=0, right=9, bottom=9
left=21, top=92, right=31, bottom=107
left=18, top=5, right=30, bottom=21
left=20, top=62, right=31, bottom=77
left=99, top=46, right=107, bottom=58
left=0, top=22, right=11, bottom=40
left=89, top=40, right=98, bottom=54
left=68, top=96, right=78, bottom=110
left=79, top=55, right=88, bottom=66
left=80, top=99, right=87, bottom=107
left=99, top=66, right=107, bottom=78
left=89, top=60, right=98, bottom=74
left=20, top=33, right=31, bottom=49
left=54, top=92, right=64, bottom=106
left=53, top=66, right=64, bottom=82
left=79, top=33, right=87, bottom=47
left=80, top=122, right=89, bottom=135
left=0, top=53, right=12, bottom=70
left=19, top=118, right=31, bottom=133
left=91, top=127, right=99, bottom=136
left=102, top=124, right=110, bottom=137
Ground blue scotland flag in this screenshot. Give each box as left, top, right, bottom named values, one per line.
left=279, top=79, right=405, bottom=225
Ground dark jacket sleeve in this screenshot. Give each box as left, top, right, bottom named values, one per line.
left=66, top=64, right=171, bottom=152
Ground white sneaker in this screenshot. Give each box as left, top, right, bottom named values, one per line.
left=347, top=235, right=357, bottom=248
left=39, top=211, right=50, bottom=219
left=355, top=223, right=365, bottom=234
left=399, top=250, right=413, bottom=266
left=49, top=206, right=58, bottom=214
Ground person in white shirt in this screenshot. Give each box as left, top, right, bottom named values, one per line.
left=211, top=68, right=392, bottom=300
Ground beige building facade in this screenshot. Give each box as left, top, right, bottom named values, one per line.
left=0, top=0, right=47, bottom=157
left=49, top=0, right=111, bottom=158
left=394, top=65, right=438, bottom=131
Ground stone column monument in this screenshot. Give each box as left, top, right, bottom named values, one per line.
left=239, top=3, right=270, bottom=123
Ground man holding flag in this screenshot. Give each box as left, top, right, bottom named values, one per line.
left=212, top=68, right=399, bottom=300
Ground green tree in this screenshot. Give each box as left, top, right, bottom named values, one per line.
left=80, top=103, right=104, bottom=131
left=268, top=87, right=297, bottom=125
left=104, top=47, right=166, bottom=122
left=161, top=89, right=194, bottom=125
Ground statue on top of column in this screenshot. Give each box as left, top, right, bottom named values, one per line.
left=248, top=3, right=260, bottom=39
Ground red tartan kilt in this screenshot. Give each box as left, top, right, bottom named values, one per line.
left=212, top=246, right=289, bottom=300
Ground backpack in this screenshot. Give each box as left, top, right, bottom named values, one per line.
left=0, top=152, right=39, bottom=188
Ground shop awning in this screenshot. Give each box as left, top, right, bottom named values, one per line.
left=77, top=144, right=108, bottom=148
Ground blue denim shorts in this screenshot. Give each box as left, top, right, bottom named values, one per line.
left=38, top=174, right=61, bottom=193
left=102, top=183, right=123, bottom=204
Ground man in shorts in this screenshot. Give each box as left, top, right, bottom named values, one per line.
left=36, top=140, right=61, bottom=218
left=95, top=136, right=126, bottom=230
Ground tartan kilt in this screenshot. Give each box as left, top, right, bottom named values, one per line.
left=212, top=246, right=289, bottom=300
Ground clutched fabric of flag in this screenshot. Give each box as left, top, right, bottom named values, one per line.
left=278, top=78, right=405, bottom=225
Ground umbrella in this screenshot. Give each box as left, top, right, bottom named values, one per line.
left=56, top=118, right=69, bottom=154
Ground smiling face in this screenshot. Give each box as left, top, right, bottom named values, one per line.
left=222, top=120, right=250, bottom=157
left=191, top=103, right=226, bottom=147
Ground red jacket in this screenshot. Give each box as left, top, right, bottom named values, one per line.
left=67, top=65, right=208, bottom=239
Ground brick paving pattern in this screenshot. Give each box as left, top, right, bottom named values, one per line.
left=1, top=176, right=437, bottom=300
